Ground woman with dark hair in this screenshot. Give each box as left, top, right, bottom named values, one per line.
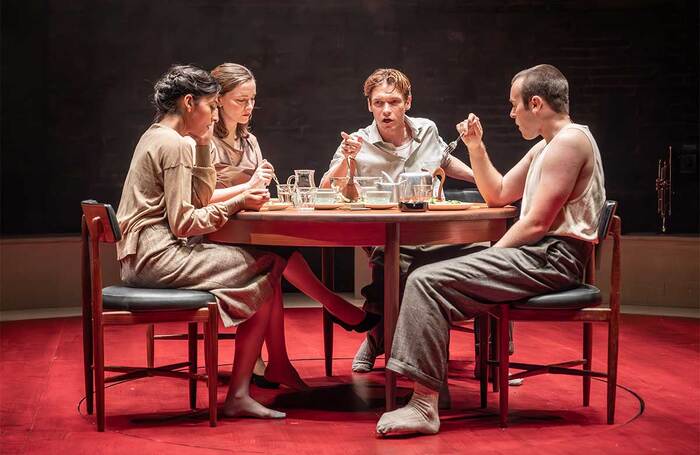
left=208, top=63, right=377, bottom=332
left=116, top=64, right=304, bottom=419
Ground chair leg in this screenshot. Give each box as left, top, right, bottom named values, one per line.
left=82, top=311, right=94, bottom=415
left=508, top=321, right=515, bottom=355
left=93, top=321, right=105, bottom=432
left=478, top=314, right=489, bottom=409
left=146, top=324, right=155, bottom=368
left=321, top=247, right=335, bottom=377
left=206, top=303, right=218, bottom=427
left=188, top=322, right=198, bottom=410
left=323, top=308, right=334, bottom=376
left=473, top=317, right=480, bottom=378
left=583, top=322, right=593, bottom=406
left=498, top=305, right=510, bottom=427
left=490, top=316, right=499, bottom=393
left=607, top=318, right=619, bottom=424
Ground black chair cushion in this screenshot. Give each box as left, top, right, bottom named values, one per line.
left=102, top=285, right=216, bottom=312
left=512, top=284, right=602, bottom=310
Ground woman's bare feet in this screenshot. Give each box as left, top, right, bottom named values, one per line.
left=264, top=361, right=309, bottom=391
left=223, top=395, right=286, bottom=419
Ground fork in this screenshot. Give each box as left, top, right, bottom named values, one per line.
left=443, top=132, right=465, bottom=157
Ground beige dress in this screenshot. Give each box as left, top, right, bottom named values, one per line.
left=211, top=134, right=263, bottom=189
left=116, top=124, right=284, bottom=327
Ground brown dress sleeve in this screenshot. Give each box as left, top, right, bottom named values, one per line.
left=162, top=140, right=242, bottom=238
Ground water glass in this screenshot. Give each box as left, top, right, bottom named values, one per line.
left=276, top=184, right=293, bottom=203
left=295, top=187, right=316, bottom=211
left=412, top=184, right=433, bottom=203
left=377, top=181, right=401, bottom=203
left=354, top=176, right=382, bottom=200
left=330, top=176, right=360, bottom=202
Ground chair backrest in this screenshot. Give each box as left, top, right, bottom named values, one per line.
left=81, top=200, right=120, bottom=316
left=586, top=200, right=618, bottom=284
left=586, top=200, right=622, bottom=314
left=597, top=200, right=618, bottom=242
left=81, top=200, right=121, bottom=243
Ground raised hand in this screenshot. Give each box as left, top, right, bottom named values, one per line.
left=456, top=113, right=483, bottom=150
left=249, top=159, right=275, bottom=189
left=189, top=122, right=215, bottom=146
left=340, top=131, right=364, bottom=158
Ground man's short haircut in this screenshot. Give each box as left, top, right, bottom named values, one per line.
left=363, top=68, right=412, bottom=101
left=512, top=64, right=569, bottom=114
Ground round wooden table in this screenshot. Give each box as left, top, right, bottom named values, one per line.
left=208, top=205, right=517, bottom=409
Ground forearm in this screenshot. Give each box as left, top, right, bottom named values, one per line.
left=320, top=158, right=349, bottom=187
left=219, top=193, right=246, bottom=216
left=210, top=182, right=250, bottom=203
left=194, top=145, right=212, bottom=167
left=468, top=142, right=507, bottom=206
left=443, top=156, right=474, bottom=182
left=493, top=216, right=548, bottom=248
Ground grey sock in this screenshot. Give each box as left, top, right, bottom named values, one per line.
left=351, top=325, right=384, bottom=373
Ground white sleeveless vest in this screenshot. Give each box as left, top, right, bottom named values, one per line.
left=520, top=123, right=606, bottom=243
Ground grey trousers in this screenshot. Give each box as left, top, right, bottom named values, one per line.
left=361, top=244, right=477, bottom=315
left=386, top=236, right=591, bottom=391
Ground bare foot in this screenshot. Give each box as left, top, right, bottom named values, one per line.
left=264, top=361, right=309, bottom=391
left=222, top=395, right=286, bottom=419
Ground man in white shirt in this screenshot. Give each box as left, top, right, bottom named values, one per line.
left=320, top=68, right=475, bottom=372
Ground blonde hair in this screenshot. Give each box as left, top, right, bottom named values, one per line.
left=363, top=68, right=411, bottom=101
left=210, top=63, right=255, bottom=139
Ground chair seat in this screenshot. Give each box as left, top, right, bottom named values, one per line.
left=102, top=286, right=215, bottom=312
left=512, top=284, right=602, bottom=310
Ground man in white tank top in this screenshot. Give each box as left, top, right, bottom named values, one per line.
left=376, top=65, right=605, bottom=437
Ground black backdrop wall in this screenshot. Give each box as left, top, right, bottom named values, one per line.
left=2, top=2, right=698, bottom=238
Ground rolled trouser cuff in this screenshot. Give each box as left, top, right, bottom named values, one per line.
left=386, top=358, right=442, bottom=391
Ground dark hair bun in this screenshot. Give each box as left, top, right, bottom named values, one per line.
left=152, top=65, right=220, bottom=120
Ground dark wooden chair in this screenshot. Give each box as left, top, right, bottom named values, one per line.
left=146, top=327, right=235, bottom=369
left=479, top=200, right=620, bottom=426
left=81, top=200, right=219, bottom=431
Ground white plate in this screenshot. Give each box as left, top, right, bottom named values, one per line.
left=365, top=203, right=397, bottom=210
left=262, top=202, right=292, bottom=211
left=428, top=202, right=474, bottom=211
left=314, top=202, right=342, bottom=210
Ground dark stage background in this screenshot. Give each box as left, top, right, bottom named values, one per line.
left=2, top=1, right=698, bottom=290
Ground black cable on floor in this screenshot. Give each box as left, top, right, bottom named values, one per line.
left=77, top=358, right=645, bottom=429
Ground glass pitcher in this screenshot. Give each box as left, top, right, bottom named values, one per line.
left=287, top=169, right=316, bottom=208
left=286, top=169, right=316, bottom=189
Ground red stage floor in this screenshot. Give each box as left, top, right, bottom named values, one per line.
left=1, top=309, right=698, bottom=454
